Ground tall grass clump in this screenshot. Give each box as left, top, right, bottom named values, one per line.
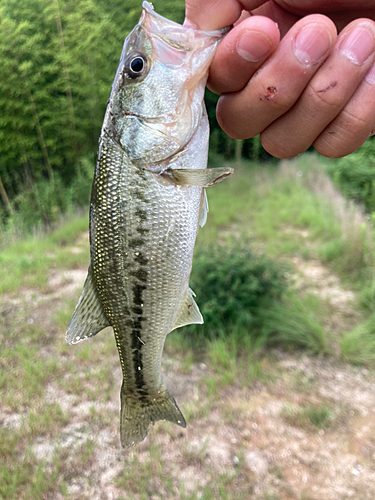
left=340, top=314, right=375, bottom=365
left=257, top=295, right=330, bottom=354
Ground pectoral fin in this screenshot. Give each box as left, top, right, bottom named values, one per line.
left=171, top=287, right=203, bottom=332
left=164, top=167, right=234, bottom=187
left=66, top=268, right=109, bottom=344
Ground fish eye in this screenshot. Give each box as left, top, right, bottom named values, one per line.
left=126, top=54, right=148, bottom=79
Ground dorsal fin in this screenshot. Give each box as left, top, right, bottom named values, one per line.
left=66, top=268, right=109, bottom=344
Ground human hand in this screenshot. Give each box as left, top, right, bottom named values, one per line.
left=185, top=0, right=375, bottom=158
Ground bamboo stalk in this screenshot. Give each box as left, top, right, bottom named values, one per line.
left=54, top=0, right=78, bottom=160
left=0, top=174, right=13, bottom=212
left=26, top=88, right=54, bottom=182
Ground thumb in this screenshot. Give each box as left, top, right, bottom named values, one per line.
left=184, top=0, right=243, bottom=30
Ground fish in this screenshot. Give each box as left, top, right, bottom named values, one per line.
left=66, top=1, right=232, bottom=448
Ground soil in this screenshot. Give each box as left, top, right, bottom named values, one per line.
left=1, top=237, right=375, bottom=500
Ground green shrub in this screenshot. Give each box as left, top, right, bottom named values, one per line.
left=7, top=174, right=72, bottom=232
left=2, top=156, right=93, bottom=236
left=70, top=155, right=94, bottom=208
left=186, top=242, right=289, bottom=339
left=327, top=138, right=375, bottom=212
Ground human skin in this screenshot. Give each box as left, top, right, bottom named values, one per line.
left=185, top=0, right=375, bottom=158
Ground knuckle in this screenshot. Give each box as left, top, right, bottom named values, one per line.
left=261, top=130, right=302, bottom=159
left=339, top=108, right=373, bottom=133
left=313, top=136, right=344, bottom=158
left=314, top=110, right=372, bottom=158
left=216, top=97, right=256, bottom=139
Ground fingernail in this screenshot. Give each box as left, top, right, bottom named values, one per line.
left=294, top=24, right=332, bottom=67
left=237, top=31, right=273, bottom=62
left=365, top=61, right=375, bottom=84
left=339, top=24, right=375, bottom=64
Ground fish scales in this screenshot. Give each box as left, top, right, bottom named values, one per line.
left=66, top=1, right=233, bottom=447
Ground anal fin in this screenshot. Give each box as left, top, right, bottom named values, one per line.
left=171, top=287, right=203, bottom=332
left=66, top=268, right=109, bottom=344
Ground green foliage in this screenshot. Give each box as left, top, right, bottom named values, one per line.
left=186, top=242, right=289, bottom=339
left=257, top=295, right=330, bottom=354
left=340, top=314, right=375, bottom=365
left=281, top=403, right=334, bottom=431
left=8, top=174, right=71, bottom=230
left=326, top=138, right=375, bottom=212
left=0, top=0, right=269, bottom=235
left=1, top=155, right=93, bottom=234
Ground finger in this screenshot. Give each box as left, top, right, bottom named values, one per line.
left=245, top=0, right=375, bottom=16
left=184, top=0, right=243, bottom=30
left=245, top=2, right=301, bottom=38
left=275, top=0, right=375, bottom=16
left=240, top=1, right=375, bottom=34
left=313, top=61, right=375, bottom=157
left=216, top=15, right=337, bottom=139
left=261, top=20, right=375, bottom=158
left=208, top=16, right=280, bottom=94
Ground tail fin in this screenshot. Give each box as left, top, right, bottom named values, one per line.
left=120, top=383, right=186, bottom=448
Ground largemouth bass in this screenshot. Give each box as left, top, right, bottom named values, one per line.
left=66, top=1, right=232, bottom=448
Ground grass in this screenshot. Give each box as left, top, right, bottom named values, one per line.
left=281, top=402, right=334, bottom=431
left=2, top=153, right=375, bottom=499
left=340, top=315, right=375, bottom=365
left=199, top=155, right=373, bottom=283
left=194, top=155, right=375, bottom=364
left=257, top=294, right=331, bottom=354
left=0, top=215, right=88, bottom=294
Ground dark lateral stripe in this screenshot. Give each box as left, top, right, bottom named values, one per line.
left=130, top=269, right=148, bottom=282
left=133, top=188, right=150, bottom=203
left=131, top=329, right=145, bottom=391
left=135, top=252, right=148, bottom=266
left=129, top=238, right=145, bottom=248
left=133, top=284, right=146, bottom=305
left=135, top=208, right=147, bottom=220
left=136, top=227, right=150, bottom=235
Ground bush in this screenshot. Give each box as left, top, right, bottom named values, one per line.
left=327, top=138, right=375, bottom=212
left=8, top=174, right=71, bottom=232
left=70, top=155, right=94, bottom=208
left=186, top=242, right=289, bottom=339
left=2, top=155, right=93, bottom=236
